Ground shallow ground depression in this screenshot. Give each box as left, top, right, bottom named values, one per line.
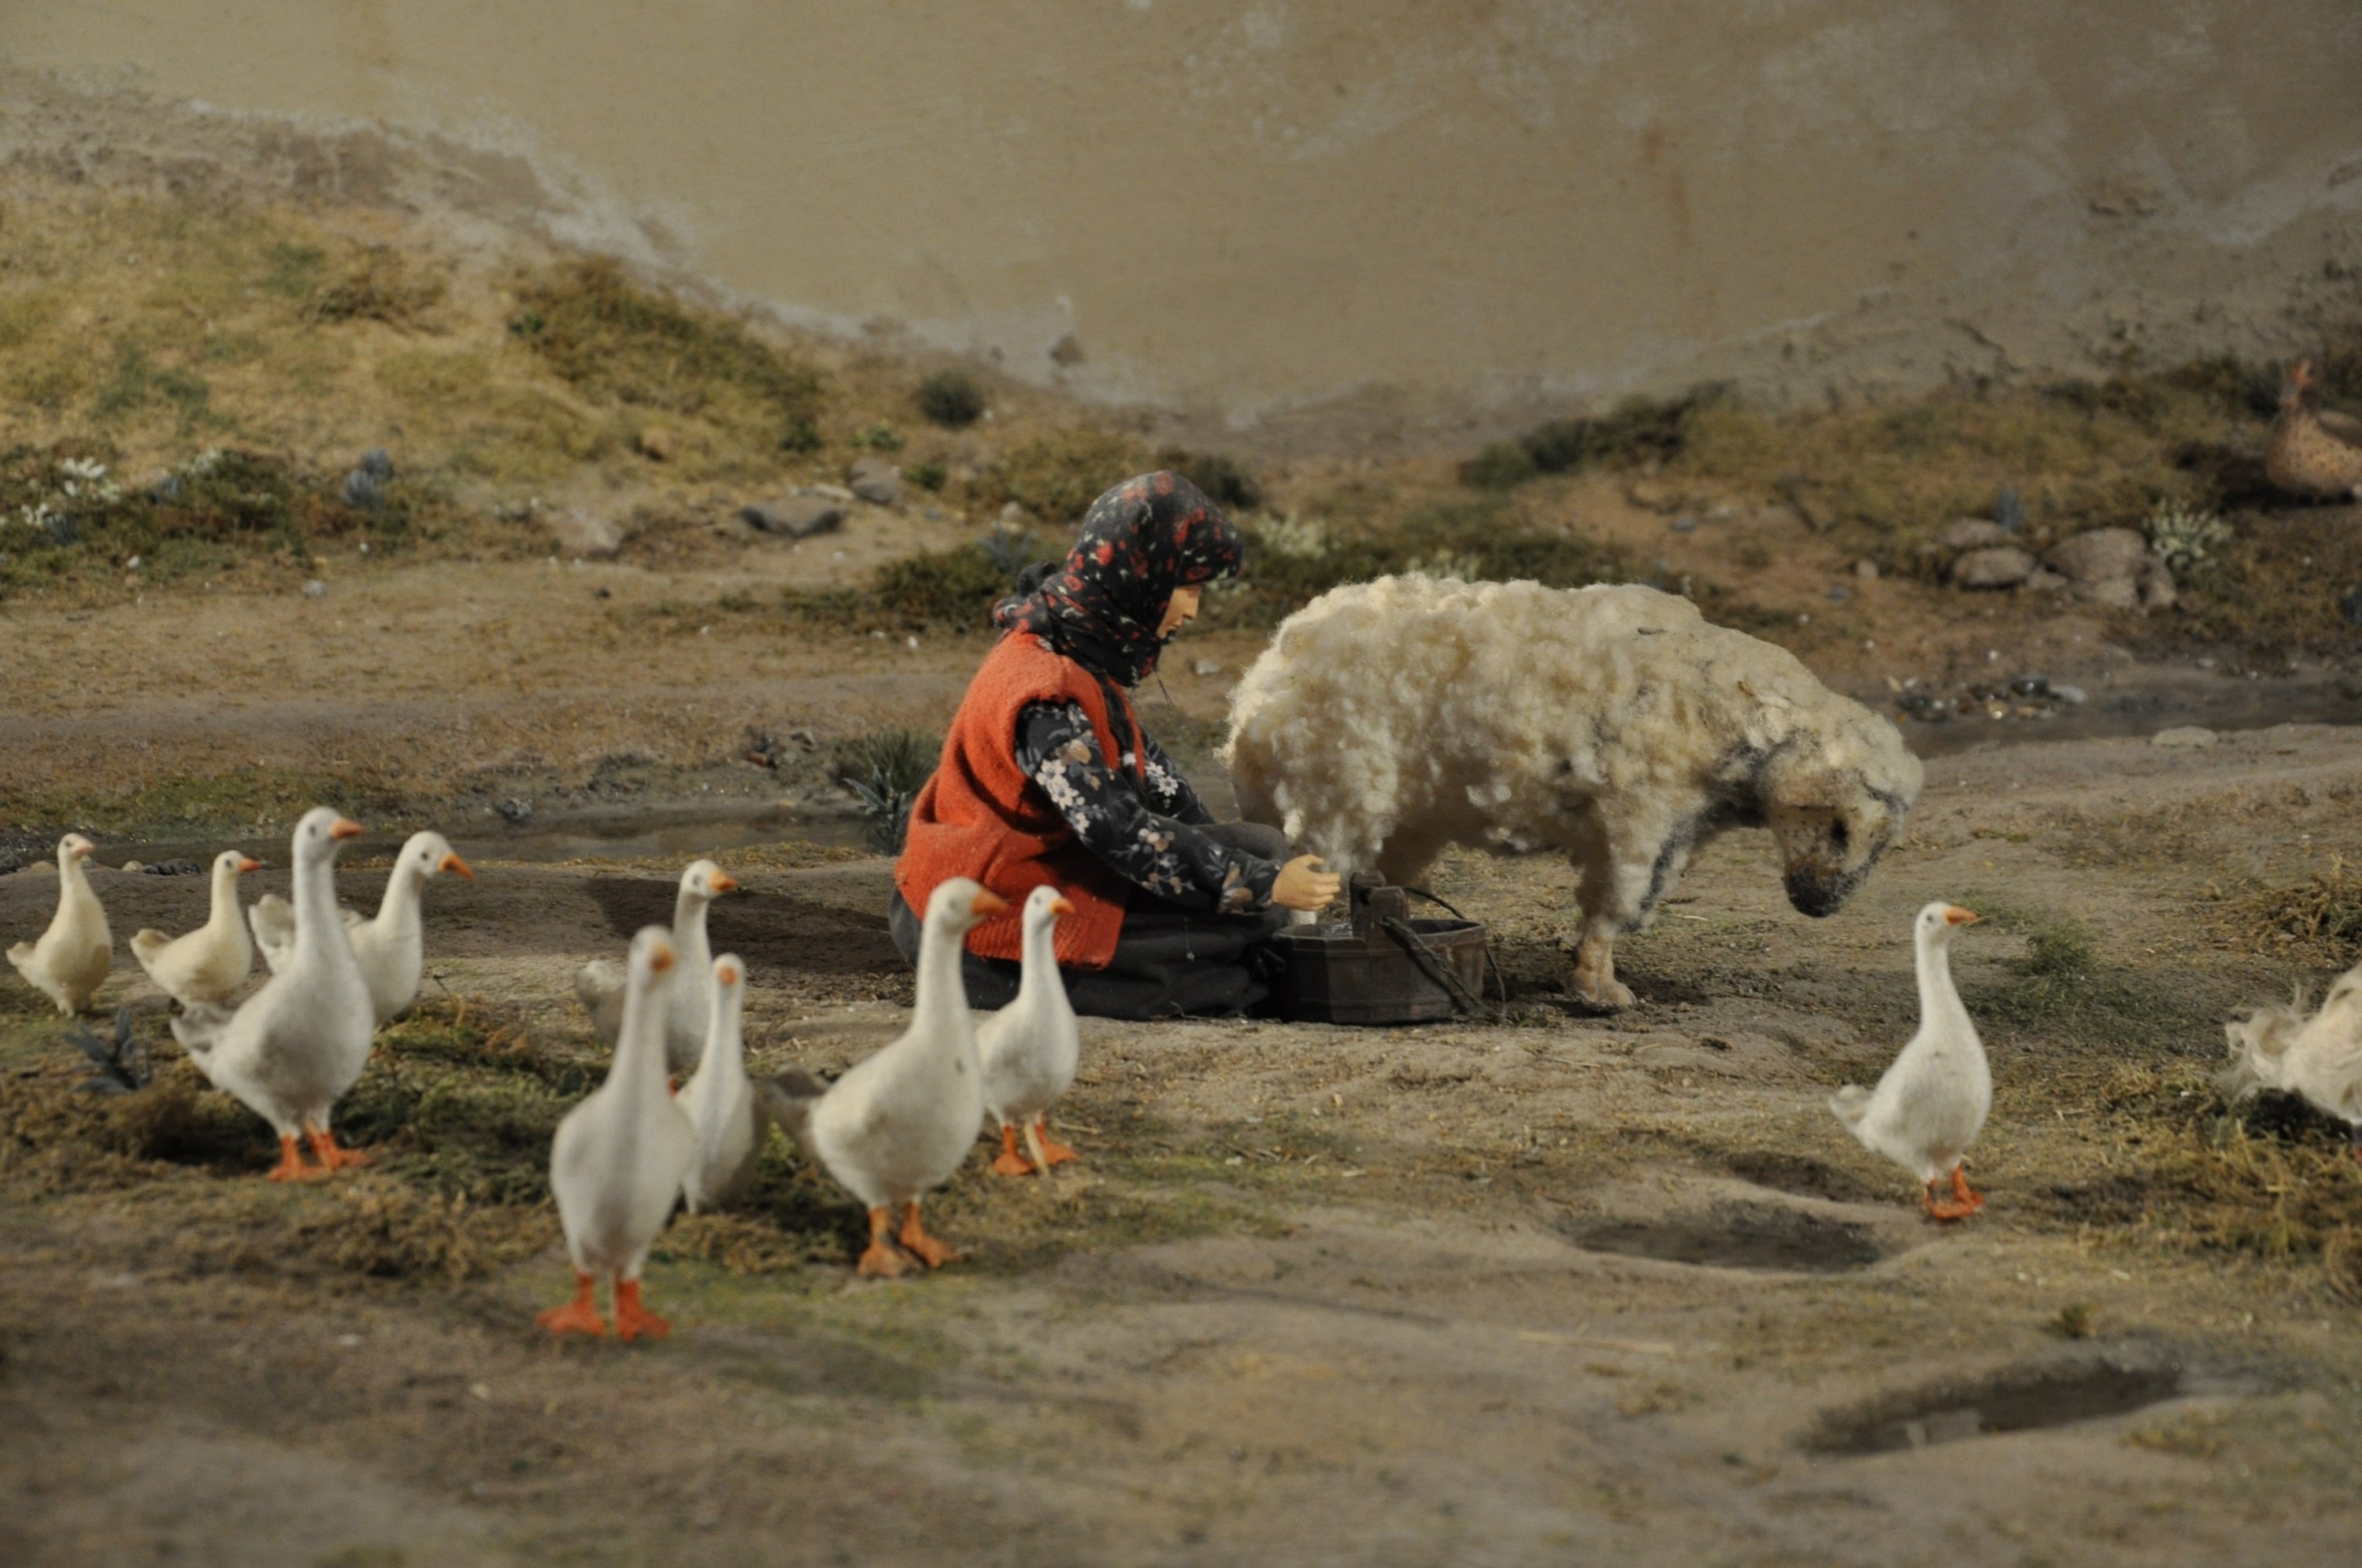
left=6, top=727, right=2362, bottom=1563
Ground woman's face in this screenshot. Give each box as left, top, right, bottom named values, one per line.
left=1157, top=584, right=1204, bottom=637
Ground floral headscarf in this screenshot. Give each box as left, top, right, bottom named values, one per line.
left=993, top=471, right=1243, bottom=688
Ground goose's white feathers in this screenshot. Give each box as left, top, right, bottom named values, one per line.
left=7, top=834, right=113, bottom=1016
left=549, top=926, right=695, bottom=1279
left=170, top=809, right=375, bottom=1163
left=574, top=859, right=737, bottom=1074
left=129, top=850, right=260, bottom=1008
left=249, top=831, right=470, bottom=1022
left=2221, top=963, right=2362, bottom=1139
left=976, top=886, right=1080, bottom=1174
left=680, top=953, right=765, bottom=1212
left=1831, top=902, right=1990, bottom=1200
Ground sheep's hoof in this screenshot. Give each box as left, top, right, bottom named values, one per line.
left=1573, top=978, right=1635, bottom=1011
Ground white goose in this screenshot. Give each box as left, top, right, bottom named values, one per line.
left=2221, top=961, right=2362, bottom=1156
left=252, top=830, right=475, bottom=1023
left=761, top=878, right=1004, bottom=1276
left=7, top=834, right=113, bottom=1016
left=978, top=886, right=1082, bottom=1177
left=541, top=925, right=696, bottom=1341
left=171, top=808, right=376, bottom=1181
left=576, top=859, right=739, bottom=1076
left=1831, top=901, right=1989, bottom=1219
left=130, top=850, right=261, bottom=1008
left=680, top=952, right=764, bottom=1212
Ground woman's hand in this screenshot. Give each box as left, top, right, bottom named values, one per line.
left=1271, top=854, right=1342, bottom=912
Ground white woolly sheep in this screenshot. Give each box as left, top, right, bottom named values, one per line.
left=1223, top=576, right=1924, bottom=1008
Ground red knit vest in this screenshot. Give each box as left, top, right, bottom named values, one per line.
left=895, top=632, right=1142, bottom=967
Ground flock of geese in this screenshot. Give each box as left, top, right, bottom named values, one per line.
left=9, top=814, right=2362, bottom=1343
left=5, top=813, right=1080, bottom=1341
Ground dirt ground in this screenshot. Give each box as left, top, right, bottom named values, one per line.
left=6, top=690, right=2362, bottom=1562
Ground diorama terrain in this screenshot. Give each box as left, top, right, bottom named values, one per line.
left=5, top=126, right=2362, bottom=1565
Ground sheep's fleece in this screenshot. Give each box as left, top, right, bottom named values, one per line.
left=1223, top=577, right=1924, bottom=1008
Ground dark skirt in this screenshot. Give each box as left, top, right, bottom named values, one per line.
left=888, top=822, right=1293, bottom=1020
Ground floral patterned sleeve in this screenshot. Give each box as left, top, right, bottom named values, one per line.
left=1016, top=701, right=1279, bottom=912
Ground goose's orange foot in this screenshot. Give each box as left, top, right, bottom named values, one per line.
left=1034, top=1119, right=1079, bottom=1167
left=305, top=1128, right=371, bottom=1172
left=536, top=1273, right=606, bottom=1337
left=899, top=1203, right=957, bottom=1269
left=613, top=1278, right=670, bottom=1342
left=1923, top=1180, right=1983, bottom=1222
left=265, top=1134, right=323, bottom=1182
left=857, top=1207, right=913, bottom=1277
left=991, top=1124, right=1038, bottom=1178
left=1947, top=1164, right=1987, bottom=1211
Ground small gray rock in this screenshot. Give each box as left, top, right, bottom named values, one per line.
left=547, top=508, right=625, bottom=559
left=1193, top=659, right=1224, bottom=677
left=2152, top=726, right=2218, bottom=750
left=1940, top=518, right=2013, bottom=553
left=496, top=797, right=535, bottom=823
left=2023, top=567, right=2072, bottom=594
left=2009, top=674, right=2051, bottom=698
left=1853, top=558, right=1879, bottom=580
left=2045, top=527, right=2149, bottom=582
left=342, top=465, right=389, bottom=510
left=302, top=579, right=328, bottom=599
left=740, top=497, right=846, bottom=539
left=1671, top=515, right=1698, bottom=534
left=1950, top=546, right=2037, bottom=590
left=846, top=457, right=902, bottom=507
left=2053, top=684, right=2088, bottom=704
left=2045, top=527, right=2175, bottom=611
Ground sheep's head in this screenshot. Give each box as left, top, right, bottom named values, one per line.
left=1758, top=735, right=1922, bottom=919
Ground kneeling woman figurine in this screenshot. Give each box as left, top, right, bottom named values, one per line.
left=891, top=472, right=1338, bottom=1018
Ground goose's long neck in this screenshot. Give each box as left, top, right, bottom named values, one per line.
left=913, top=913, right=975, bottom=1057
left=1016, top=915, right=1061, bottom=1011
left=375, top=861, right=424, bottom=933
left=1916, top=930, right=1968, bottom=1033
left=674, top=889, right=713, bottom=963
left=616, top=978, right=673, bottom=1102
left=58, top=850, right=94, bottom=911
left=293, top=846, right=346, bottom=962
left=702, top=988, right=743, bottom=1087
left=207, top=861, right=243, bottom=933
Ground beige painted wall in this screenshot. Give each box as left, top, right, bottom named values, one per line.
left=7, top=1, right=2361, bottom=427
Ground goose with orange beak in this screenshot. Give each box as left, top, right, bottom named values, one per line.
left=977, top=886, right=1083, bottom=1176
left=576, top=858, right=740, bottom=1076
left=7, top=833, right=113, bottom=1015
left=172, top=808, right=377, bottom=1180
left=131, top=849, right=263, bottom=1008
left=762, top=878, right=1003, bottom=1275
left=253, top=830, right=474, bottom=1023
left=1831, top=902, right=1991, bottom=1220
left=679, top=952, right=764, bottom=1212
left=542, top=925, right=696, bottom=1341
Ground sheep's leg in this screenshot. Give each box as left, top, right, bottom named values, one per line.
left=1567, top=813, right=1678, bottom=1011
left=1568, top=852, right=1636, bottom=1010
left=1571, top=934, right=1634, bottom=1011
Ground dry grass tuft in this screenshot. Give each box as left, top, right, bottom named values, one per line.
left=283, top=1182, right=546, bottom=1283
left=2038, top=1062, right=2362, bottom=1281
left=967, top=429, right=1146, bottom=524
left=2214, top=856, right=2362, bottom=965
